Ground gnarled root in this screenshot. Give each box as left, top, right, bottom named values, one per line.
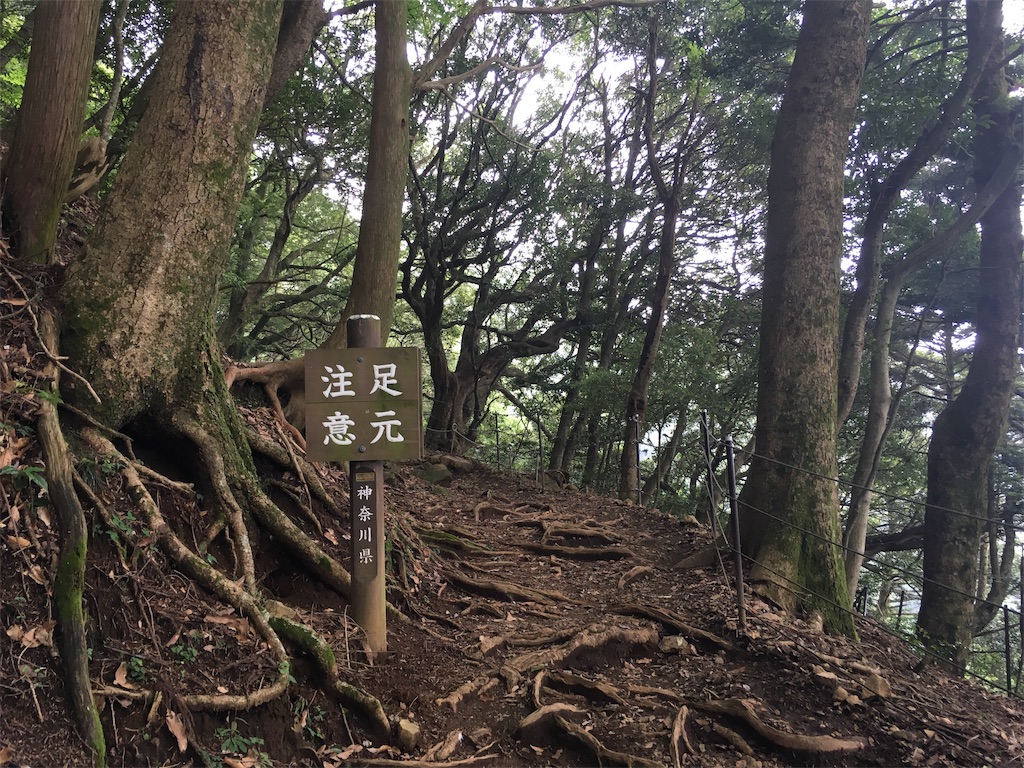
left=267, top=610, right=390, bottom=740
left=696, top=697, right=869, bottom=753
left=83, top=429, right=292, bottom=711
left=224, top=358, right=306, bottom=448
left=36, top=310, right=107, bottom=766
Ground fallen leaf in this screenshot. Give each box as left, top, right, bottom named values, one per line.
left=0, top=745, right=13, bottom=765
left=36, top=507, right=51, bottom=529
left=165, top=709, right=188, bottom=753
left=324, top=529, right=340, bottom=545
left=113, top=662, right=136, bottom=689
left=6, top=625, right=24, bottom=642
left=204, top=614, right=250, bottom=634
left=335, top=744, right=363, bottom=759
left=20, top=621, right=55, bottom=648
left=0, top=444, right=13, bottom=471
left=26, top=565, right=48, bottom=586
left=5, top=535, right=31, bottom=551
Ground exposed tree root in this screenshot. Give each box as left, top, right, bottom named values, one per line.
left=618, top=565, right=655, bottom=588
left=540, top=520, right=619, bottom=545
left=610, top=602, right=734, bottom=651
left=516, top=702, right=585, bottom=745
left=435, top=674, right=499, bottom=711
left=696, top=697, right=869, bottom=753
left=516, top=541, right=635, bottom=560
left=225, top=358, right=306, bottom=445
left=246, top=428, right=342, bottom=518
left=239, top=471, right=351, bottom=597
left=503, top=624, right=660, bottom=683
left=624, top=683, right=683, bottom=702
left=414, top=526, right=497, bottom=555
left=171, top=414, right=258, bottom=593
left=470, top=501, right=509, bottom=522
left=82, top=426, right=394, bottom=742
left=266, top=477, right=324, bottom=534
left=507, top=627, right=578, bottom=648
left=670, top=705, right=694, bottom=767
left=552, top=713, right=665, bottom=768
left=36, top=314, right=106, bottom=767
left=84, top=429, right=292, bottom=711
left=267, top=611, right=391, bottom=740
left=711, top=721, right=755, bottom=755
left=671, top=542, right=721, bottom=570
left=538, top=669, right=627, bottom=706
left=344, top=756, right=497, bottom=767
left=442, top=568, right=568, bottom=605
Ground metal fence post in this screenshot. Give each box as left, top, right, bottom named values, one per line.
left=725, top=435, right=746, bottom=630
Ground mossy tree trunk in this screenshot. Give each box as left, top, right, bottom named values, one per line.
left=1, top=5, right=106, bottom=763
left=736, top=0, right=871, bottom=636
left=59, top=1, right=286, bottom=603
left=1, top=0, right=101, bottom=263
left=62, top=0, right=282, bottom=430
left=917, top=0, right=1022, bottom=673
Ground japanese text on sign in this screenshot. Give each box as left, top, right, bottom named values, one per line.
left=350, top=472, right=379, bottom=574
left=305, top=348, right=423, bottom=462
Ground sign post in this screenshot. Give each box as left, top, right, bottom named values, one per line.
left=304, top=315, right=423, bottom=653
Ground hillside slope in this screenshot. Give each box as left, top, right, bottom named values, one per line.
left=1, top=244, right=1022, bottom=767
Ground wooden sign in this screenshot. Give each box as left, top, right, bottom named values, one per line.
left=304, top=347, right=423, bottom=462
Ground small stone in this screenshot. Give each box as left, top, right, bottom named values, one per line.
left=466, top=727, right=493, bottom=748
left=414, top=463, right=452, bottom=485
left=659, top=636, right=695, bottom=655
left=396, top=719, right=421, bottom=752
left=861, top=672, right=892, bottom=699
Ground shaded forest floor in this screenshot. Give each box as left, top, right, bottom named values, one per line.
left=2, top=245, right=1024, bottom=767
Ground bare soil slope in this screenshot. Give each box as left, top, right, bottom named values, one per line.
left=1, top=245, right=1022, bottom=767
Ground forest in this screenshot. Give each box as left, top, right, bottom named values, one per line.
left=0, top=0, right=1021, bottom=766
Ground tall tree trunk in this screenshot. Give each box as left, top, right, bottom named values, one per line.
left=549, top=83, right=618, bottom=478
left=736, top=0, right=870, bottom=636
left=57, top=4, right=363, bottom=617
left=326, top=0, right=410, bottom=346
left=835, top=1, right=993, bottom=426
left=917, top=0, right=1022, bottom=672
left=842, top=140, right=1020, bottom=598
left=424, top=318, right=576, bottom=454
left=218, top=170, right=321, bottom=349
left=618, top=15, right=701, bottom=501
left=63, top=1, right=282, bottom=428
left=618, top=202, right=676, bottom=501
left=640, top=414, right=686, bottom=504
left=0, top=6, right=35, bottom=74
left=2, top=4, right=106, bottom=761
left=2, top=0, right=101, bottom=263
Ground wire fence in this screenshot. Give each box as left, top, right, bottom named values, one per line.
left=698, top=412, right=1023, bottom=698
